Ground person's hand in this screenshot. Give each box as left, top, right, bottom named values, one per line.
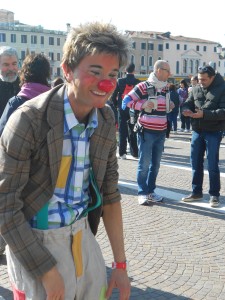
left=192, top=108, right=203, bottom=118
left=142, top=99, right=155, bottom=112
left=182, top=109, right=193, bottom=117
left=41, top=266, right=65, bottom=300
left=169, top=101, right=175, bottom=110
left=106, top=269, right=131, bottom=300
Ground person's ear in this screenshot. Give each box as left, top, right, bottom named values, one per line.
left=61, top=63, right=74, bottom=82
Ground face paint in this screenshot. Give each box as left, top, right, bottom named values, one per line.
left=97, top=80, right=115, bottom=93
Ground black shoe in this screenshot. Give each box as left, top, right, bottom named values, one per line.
left=210, top=196, right=220, bottom=208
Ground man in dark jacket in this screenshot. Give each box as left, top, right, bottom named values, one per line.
left=111, top=63, right=140, bottom=159
left=0, top=46, right=20, bottom=255
left=0, top=46, right=20, bottom=117
left=181, top=65, right=225, bottom=207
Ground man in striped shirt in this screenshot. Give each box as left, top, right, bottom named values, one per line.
left=122, top=60, right=174, bottom=205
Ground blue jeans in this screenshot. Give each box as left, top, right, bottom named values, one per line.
left=191, top=130, right=223, bottom=196
left=168, top=110, right=179, bottom=131
left=137, top=130, right=166, bottom=195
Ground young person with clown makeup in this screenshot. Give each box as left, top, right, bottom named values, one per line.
left=0, top=22, right=131, bottom=300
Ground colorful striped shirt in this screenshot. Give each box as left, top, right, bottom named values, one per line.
left=123, top=81, right=169, bottom=132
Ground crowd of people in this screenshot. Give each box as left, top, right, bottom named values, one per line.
left=0, top=20, right=225, bottom=300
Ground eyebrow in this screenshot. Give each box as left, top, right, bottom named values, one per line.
left=89, top=64, right=119, bottom=72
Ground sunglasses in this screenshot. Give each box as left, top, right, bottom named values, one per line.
left=198, top=66, right=215, bottom=76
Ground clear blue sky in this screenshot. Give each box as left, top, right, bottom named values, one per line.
left=3, top=0, right=225, bottom=46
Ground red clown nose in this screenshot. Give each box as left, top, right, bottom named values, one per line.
left=98, top=80, right=115, bottom=93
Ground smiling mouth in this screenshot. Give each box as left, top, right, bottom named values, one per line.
left=92, top=90, right=107, bottom=96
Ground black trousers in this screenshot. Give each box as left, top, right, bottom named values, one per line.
left=118, top=108, right=138, bottom=157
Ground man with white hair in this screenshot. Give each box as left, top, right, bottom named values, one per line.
left=0, top=46, right=20, bottom=255
left=0, top=46, right=20, bottom=117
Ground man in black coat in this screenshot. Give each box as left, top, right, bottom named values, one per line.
left=0, top=46, right=20, bottom=255
left=111, top=63, right=140, bottom=159
left=181, top=65, right=225, bottom=207
left=0, top=46, right=20, bottom=117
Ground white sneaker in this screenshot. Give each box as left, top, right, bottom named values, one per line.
left=148, top=192, right=163, bottom=202
left=138, top=195, right=149, bottom=205
left=120, top=154, right=126, bottom=160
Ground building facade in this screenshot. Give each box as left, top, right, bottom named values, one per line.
left=0, top=9, right=67, bottom=79
left=0, top=9, right=224, bottom=82
left=126, top=30, right=225, bottom=81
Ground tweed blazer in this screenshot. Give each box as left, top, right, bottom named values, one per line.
left=0, top=84, right=121, bottom=278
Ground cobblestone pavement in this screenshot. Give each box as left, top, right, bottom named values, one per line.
left=1, top=131, right=225, bottom=299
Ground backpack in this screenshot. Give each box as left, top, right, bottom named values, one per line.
left=121, top=83, right=134, bottom=99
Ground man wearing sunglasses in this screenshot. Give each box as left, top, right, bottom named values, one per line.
left=181, top=65, right=225, bottom=207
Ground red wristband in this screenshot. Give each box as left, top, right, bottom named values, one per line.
left=112, top=261, right=127, bottom=270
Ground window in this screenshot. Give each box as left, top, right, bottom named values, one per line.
left=184, top=44, right=187, bottom=50
left=195, top=61, right=200, bottom=73
left=214, top=47, right=217, bottom=52
left=31, top=35, right=37, bottom=44
left=141, top=42, right=146, bottom=50
left=57, top=67, right=61, bottom=76
left=149, top=56, right=153, bottom=68
left=165, top=43, right=169, bottom=49
left=11, top=34, right=16, bottom=43
left=49, top=37, right=54, bottom=45
left=183, top=59, right=187, bottom=73
left=158, top=44, right=163, bottom=51
left=0, top=33, right=6, bottom=42
left=49, top=52, right=54, bottom=61
left=21, top=51, right=26, bottom=60
left=132, top=42, right=136, bottom=49
left=176, top=61, right=179, bottom=74
left=176, top=44, right=180, bottom=50
left=41, top=36, right=44, bottom=45
left=57, top=53, right=60, bottom=61
left=21, top=35, right=27, bottom=43
left=196, top=45, right=199, bottom=51
left=141, top=55, right=145, bottom=66
left=148, top=43, right=154, bottom=50
left=190, top=60, right=193, bottom=74
left=203, top=46, right=207, bottom=51
left=57, top=38, right=60, bottom=46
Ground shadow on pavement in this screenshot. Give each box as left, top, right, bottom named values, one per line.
left=106, top=267, right=190, bottom=300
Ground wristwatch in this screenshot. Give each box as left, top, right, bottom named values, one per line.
left=112, top=261, right=127, bottom=270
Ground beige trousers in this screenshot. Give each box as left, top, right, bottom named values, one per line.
left=6, top=217, right=107, bottom=300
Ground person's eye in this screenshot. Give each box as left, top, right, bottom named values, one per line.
left=91, top=70, right=100, bottom=76
left=109, top=73, right=118, bottom=79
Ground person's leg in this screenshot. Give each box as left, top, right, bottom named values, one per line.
left=147, top=132, right=166, bottom=193
left=186, top=116, right=191, bottom=131
left=191, top=131, right=205, bottom=195
left=180, top=112, right=185, bottom=130
left=118, top=108, right=129, bottom=157
left=205, top=131, right=223, bottom=197
left=128, top=120, right=138, bottom=157
left=173, top=112, right=178, bottom=131
left=137, top=130, right=153, bottom=195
